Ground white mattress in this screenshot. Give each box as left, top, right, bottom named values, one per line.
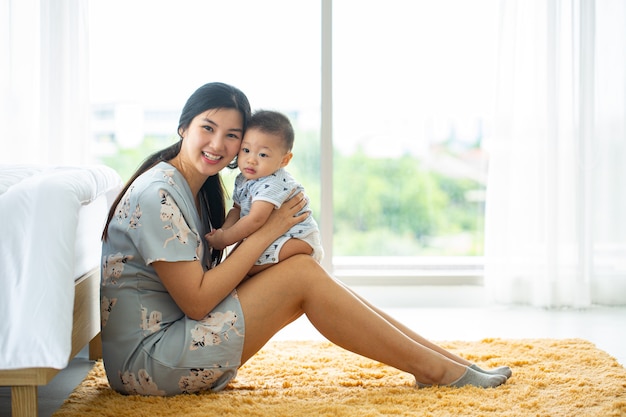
left=0, top=165, right=123, bottom=370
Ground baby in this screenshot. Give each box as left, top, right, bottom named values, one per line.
left=206, top=110, right=323, bottom=275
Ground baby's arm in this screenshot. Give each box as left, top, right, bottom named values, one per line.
left=206, top=204, right=240, bottom=250
left=206, top=200, right=275, bottom=250
left=222, top=205, right=241, bottom=230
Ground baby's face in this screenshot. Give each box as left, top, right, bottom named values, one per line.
left=237, top=129, right=291, bottom=180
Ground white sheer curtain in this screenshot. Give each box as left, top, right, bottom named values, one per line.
left=485, top=0, right=626, bottom=307
left=0, top=0, right=90, bottom=165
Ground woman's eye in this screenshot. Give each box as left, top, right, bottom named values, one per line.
left=203, top=126, right=214, bottom=132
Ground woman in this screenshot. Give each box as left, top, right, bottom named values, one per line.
left=101, top=82, right=511, bottom=396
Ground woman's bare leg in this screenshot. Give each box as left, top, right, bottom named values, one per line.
left=340, top=284, right=512, bottom=378
left=340, top=283, right=472, bottom=365
left=236, top=255, right=506, bottom=387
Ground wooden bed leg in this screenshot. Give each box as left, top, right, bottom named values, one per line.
left=11, top=385, right=38, bottom=417
left=89, top=332, right=102, bottom=360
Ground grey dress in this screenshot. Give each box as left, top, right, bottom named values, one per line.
left=101, top=162, right=245, bottom=396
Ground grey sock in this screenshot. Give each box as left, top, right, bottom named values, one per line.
left=470, top=363, right=512, bottom=379
left=416, top=367, right=507, bottom=389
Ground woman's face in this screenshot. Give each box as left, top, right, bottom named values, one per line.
left=178, top=108, right=244, bottom=180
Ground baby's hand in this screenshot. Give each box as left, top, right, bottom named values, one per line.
left=205, top=228, right=227, bottom=250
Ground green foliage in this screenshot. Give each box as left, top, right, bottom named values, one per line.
left=98, top=136, right=177, bottom=182
left=334, top=228, right=425, bottom=256
left=334, top=150, right=446, bottom=237
left=286, top=128, right=322, bottom=215
left=332, top=146, right=485, bottom=256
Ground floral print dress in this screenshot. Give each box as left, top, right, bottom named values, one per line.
left=101, top=162, right=245, bottom=396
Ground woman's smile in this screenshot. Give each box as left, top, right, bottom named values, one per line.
left=201, top=150, right=223, bottom=164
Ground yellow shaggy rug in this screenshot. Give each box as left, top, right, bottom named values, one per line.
left=54, top=339, right=626, bottom=417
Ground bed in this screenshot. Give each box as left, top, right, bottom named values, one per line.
left=0, top=164, right=123, bottom=417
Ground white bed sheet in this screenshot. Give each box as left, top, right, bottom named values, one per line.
left=0, top=165, right=122, bottom=370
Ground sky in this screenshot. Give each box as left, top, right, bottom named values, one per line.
left=88, top=0, right=320, bottom=109
left=88, top=0, right=498, bottom=154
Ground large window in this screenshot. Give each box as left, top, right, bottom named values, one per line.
left=89, top=0, right=497, bottom=281
left=330, top=0, right=497, bottom=281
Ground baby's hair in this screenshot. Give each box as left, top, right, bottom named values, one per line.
left=248, top=110, right=295, bottom=151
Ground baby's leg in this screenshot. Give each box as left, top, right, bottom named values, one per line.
left=248, top=239, right=313, bottom=276
left=279, top=238, right=313, bottom=260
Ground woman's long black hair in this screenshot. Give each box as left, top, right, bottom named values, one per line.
left=102, top=82, right=251, bottom=267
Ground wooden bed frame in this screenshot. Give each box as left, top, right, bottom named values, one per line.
left=0, top=267, right=102, bottom=417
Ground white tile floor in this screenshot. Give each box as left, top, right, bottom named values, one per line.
left=2, top=285, right=625, bottom=417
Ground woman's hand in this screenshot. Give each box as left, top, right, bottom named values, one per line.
left=259, top=191, right=309, bottom=237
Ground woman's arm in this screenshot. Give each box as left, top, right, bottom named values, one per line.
left=154, top=192, right=307, bottom=320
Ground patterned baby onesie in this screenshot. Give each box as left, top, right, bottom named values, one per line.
left=233, top=167, right=323, bottom=265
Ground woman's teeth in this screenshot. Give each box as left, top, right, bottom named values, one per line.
left=202, top=151, right=220, bottom=160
